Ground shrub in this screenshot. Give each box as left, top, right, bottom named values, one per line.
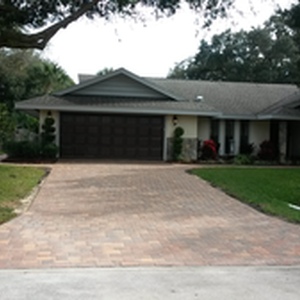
left=41, top=143, right=58, bottom=159
left=3, top=115, right=58, bottom=161
left=3, top=140, right=58, bottom=160
left=41, top=116, right=56, bottom=145
left=258, top=140, right=277, bottom=161
left=201, top=139, right=217, bottom=160
left=0, top=104, right=15, bottom=145
left=3, top=140, right=41, bottom=159
left=172, top=126, right=184, bottom=161
left=234, top=154, right=254, bottom=165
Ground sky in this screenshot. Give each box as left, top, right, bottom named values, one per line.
left=42, top=0, right=297, bottom=82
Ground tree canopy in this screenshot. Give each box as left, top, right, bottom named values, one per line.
left=168, top=10, right=300, bottom=84
left=0, top=0, right=233, bottom=50
left=0, top=49, right=74, bottom=110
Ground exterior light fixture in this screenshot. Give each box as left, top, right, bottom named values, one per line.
left=172, top=115, right=178, bottom=126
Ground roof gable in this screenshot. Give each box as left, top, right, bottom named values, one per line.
left=55, top=68, right=182, bottom=100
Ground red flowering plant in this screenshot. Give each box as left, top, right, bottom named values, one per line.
left=201, top=139, right=217, bottom=160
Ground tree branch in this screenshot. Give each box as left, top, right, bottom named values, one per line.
left=0, top=0, right=101, bottom=50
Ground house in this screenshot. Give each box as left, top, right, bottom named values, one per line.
left=16, top=68, right=300, bottom=162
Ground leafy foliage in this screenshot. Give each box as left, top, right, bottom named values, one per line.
left=3, top=140, right=41, bottom=159
left=3, top=116, right=59, bottom=160
left=233, top=154, right=254, bottom=165
left=172, top=126, right=184, bottom=161
left=40, top=116, right=58, bottom=159
left=0, top=49, right=73, bottom=110
left=0, top=49, right=73, bottom=136
left=0, top=0, right=234, bottom=49
left=258, top=140, right=277, bottom=161
left=0, top=104, right=15, bottom=145
left=169, top=11, right=300, bottom=83
left=97, top=67, right=115, bottom=76
left=41, top=116, right=56, bottom=145
left=201, top=139, right=217, bottom=160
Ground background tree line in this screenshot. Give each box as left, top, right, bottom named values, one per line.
left=168, top=8, right=300, bottom=83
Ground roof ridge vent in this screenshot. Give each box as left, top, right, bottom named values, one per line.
left=196, top=95, right=204, bottom=102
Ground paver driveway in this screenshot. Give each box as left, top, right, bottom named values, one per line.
left=0, top=162, right=299, bottom=269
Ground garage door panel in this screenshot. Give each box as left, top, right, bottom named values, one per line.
left=60, top=113, right=163, bottom=160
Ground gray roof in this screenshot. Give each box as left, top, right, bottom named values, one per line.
left=148, top=78, right=300, bottom=116
left=17, top=95, right=219, bottom=116
left=259, top=89, right=300, bottom=118
left=16, top=68, right=300, bottom=119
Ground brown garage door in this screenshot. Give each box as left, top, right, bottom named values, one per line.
left=60, top=113, right=164, bottom=160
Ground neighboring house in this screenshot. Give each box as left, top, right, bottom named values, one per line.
left=16, top=68, right=300, bottom=162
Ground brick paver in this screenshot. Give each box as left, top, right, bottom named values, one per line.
left=0, top=162, right=299, bottom=269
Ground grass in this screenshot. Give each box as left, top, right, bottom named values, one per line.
left=0, top=165, right=46, bottom=224
left=190, top=167, right=300, bottom=223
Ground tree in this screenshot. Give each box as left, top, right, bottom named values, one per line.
left=0, top=103, right=15, bottom=145
left=0, top=49, right=73, bottom=141
left=284, top=1, right=300, bottom=31
left=0, top=49, right=73, bottom=110
left=25, top=60, right=74, bottom=96
left=0, top=0, right=234, bottom=49
left=97, top=67, right=114, bottom=76
left=168, top=12, right=300, bottom=84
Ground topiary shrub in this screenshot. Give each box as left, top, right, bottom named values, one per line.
left=201, top=139, right=217, bottom=160
left=41, top=116, right=56, bottom=146
left=172, top=126, right=184, bottom=161
left=40, top=116, right=58, bottom=159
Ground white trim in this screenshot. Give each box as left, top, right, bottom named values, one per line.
left=257, top=114, right=300, bottom=120
left=215, top=115, right=257, bottom=120
left=16, top=104, right=221, bottom=117
left=163, top=116, right=168, bottom=161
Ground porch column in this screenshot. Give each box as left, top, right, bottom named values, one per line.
left=234, top=121, right=240, bottom=155
left=279, top=121, right=287, bottom=163
left=218, top=120, right=225, bottom=156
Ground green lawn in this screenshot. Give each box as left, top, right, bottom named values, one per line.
left=190, top=167, right=300, bottom=223
left=0, top=165, right=46, bottom=224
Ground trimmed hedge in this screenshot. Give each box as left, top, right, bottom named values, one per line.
left=3, top=140, right=58, bottom=159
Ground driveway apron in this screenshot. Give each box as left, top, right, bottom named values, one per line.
left=0, top=163, right=299, bottom=269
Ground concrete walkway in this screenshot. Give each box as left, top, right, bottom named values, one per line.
left=0, top=266, right=299, bottom=299
left=0, top=162, right=299, bottom=268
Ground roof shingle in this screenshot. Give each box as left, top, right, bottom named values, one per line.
left=16, top=68, right=300, bottom=119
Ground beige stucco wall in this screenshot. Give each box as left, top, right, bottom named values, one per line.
left=39, top=110, right=60, bottom=146
left=197, top=117, right=210, bottom=141
left=165, top=115, right=198, bottom=138
left=249, top=121, right=270, bottom=151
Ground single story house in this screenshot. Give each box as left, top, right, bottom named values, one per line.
left=16, top=68, right=300, bottom=162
